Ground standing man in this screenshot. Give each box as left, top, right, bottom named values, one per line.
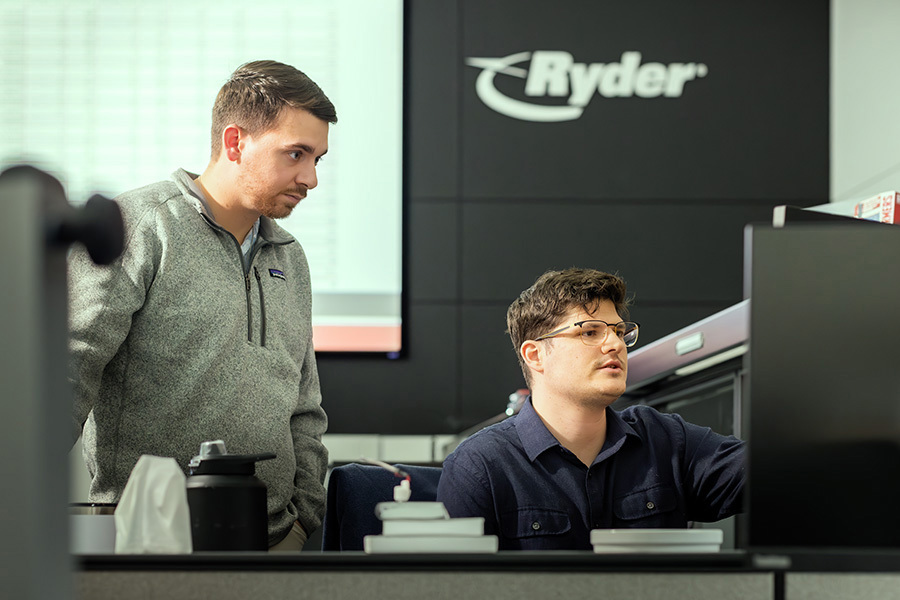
left=437, top=268, right=744, bottom=550
left=69, top=60, right=336, bottom=550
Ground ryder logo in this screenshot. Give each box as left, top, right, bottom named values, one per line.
left=466, top=51, right=709, bottom=122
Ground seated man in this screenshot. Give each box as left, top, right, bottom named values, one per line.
left=437, top=268, right=744, bottom=550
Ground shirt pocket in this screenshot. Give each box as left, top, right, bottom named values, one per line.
left=613, top=485, right=678, bottom=525
left=499, top=507, right=572, bottom=540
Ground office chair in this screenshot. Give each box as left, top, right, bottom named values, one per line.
left=321, top=463, right=442, bottom=551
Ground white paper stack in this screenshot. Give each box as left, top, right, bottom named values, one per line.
left=591, top=528, right=723, bottom=554
left=363, top=501, right=498, bottom=554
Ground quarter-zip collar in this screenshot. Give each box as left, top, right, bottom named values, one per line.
left=170, top=168, right=296, bottom=247
left=170, top=168, right=295, bottom=346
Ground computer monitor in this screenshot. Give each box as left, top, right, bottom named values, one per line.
left=743, top=223, right=900, bottom=549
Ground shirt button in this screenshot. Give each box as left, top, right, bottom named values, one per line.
left=646, top=501, right=656, bottom=510
left=531, top=521, right=541, bottom=531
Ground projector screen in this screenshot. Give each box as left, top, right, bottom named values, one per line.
left=0, top=0, right=405, bottom=355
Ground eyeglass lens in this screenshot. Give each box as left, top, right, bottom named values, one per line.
left=579, top=321, right=639, bottom=347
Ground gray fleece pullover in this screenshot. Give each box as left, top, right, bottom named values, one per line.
left=68, top=169, right=328, bottom=545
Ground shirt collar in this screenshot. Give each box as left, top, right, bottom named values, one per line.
left=594, top=406, right=640, bottom=464
left=515, top=398, right=561, bottom=462
left=240, top=218, right=260, bottom=255
left=515, top=396, right=641, bottom=463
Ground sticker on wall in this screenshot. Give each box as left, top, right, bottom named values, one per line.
left=466, top=51, right=708, bottom=122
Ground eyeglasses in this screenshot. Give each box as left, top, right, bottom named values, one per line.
left=534, top=320, right=640, bottom=348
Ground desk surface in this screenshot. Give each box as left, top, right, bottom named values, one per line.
left=78, top=549, right=752, bottom=572
left=76, top=551, right=770, bottom=600
left=76, top=551, right=900, bottom=600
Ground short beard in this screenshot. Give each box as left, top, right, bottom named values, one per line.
left=251, top=187, right=307, bottom=220
left=257, top=196, right=295, bottom=219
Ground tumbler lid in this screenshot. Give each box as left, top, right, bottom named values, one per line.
left=188, top=440, right=275, bottom=476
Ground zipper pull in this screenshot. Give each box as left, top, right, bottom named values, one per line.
left=245, top=272, right=251, bottom=292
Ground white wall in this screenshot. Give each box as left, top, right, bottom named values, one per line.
left=831, top=0, right=900, bottom=202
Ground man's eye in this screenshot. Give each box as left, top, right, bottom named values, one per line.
left=314, top=156, right=324, bottom=166
left=289, top=151, right=302, bottom=160
left=582, top=329, right=598, bottom=337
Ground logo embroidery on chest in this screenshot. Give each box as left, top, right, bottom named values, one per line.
left=268, top=269, right=285, bottom=280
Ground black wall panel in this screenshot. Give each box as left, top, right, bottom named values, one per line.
left=318, top=0, right=829, bottom=434
left=457, top=304, right=523, bottom=430
left=407, top=201, right=459, bottom=301
left=406, top=0, right=460, bottom=198
left=458, top=0, right=829, bottom=201
left=319, top=304, right=460, bottom=434
left=459, top=201, right=785, bottom=303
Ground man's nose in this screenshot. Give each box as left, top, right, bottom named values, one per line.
left=296, top=164, right=318, bottom=190
left=600, top=328, right=626, bottom=351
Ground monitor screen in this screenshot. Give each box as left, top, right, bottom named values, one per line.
left=0, top=0, right=405, bottom=355
left=743, top=223, right=900, bottom=549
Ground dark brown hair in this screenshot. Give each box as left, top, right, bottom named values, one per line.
left=507, top=268, right=630, bottom=385
left=210, top=60, right=337, bottom=157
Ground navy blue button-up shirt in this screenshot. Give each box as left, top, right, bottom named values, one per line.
left=437, top=399, right=745, bottom=550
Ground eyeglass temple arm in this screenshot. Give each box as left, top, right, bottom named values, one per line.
left=534, top=324, right=573, bottom=341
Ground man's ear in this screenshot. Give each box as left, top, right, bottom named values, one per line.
left=222, top=125, right=243, bottom=163
left=520, top=340, right=544, bottom=377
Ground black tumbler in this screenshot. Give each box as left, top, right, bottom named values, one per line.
left=186, top=441, right=275, bottom=551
